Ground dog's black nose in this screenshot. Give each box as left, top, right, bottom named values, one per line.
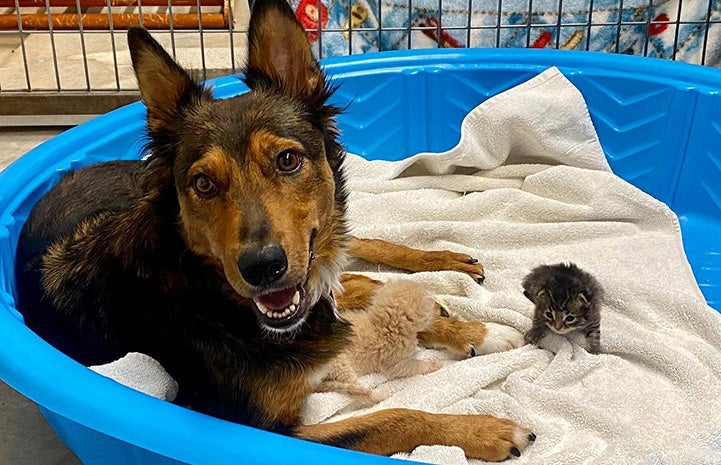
left=238, top=244, right=288, bottom=288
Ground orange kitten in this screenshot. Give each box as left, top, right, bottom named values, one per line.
left=316, top=280, right=442, bottom=402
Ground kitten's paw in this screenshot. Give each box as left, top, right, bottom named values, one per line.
left=419, top=360, right=443, bottom=374
left=369, top=391, right=389, bottom=403
left=588, top=345, right=601, bottom=355
left=472, top=323, right=524, bottom=356
left=523, top=330, right=538, bottom=346
left=389, top=360, right=443, bottom=378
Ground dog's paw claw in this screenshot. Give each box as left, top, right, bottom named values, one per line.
left=421, top=251, right=485, bottom=282
left=438, top=304, right=450, bottom=318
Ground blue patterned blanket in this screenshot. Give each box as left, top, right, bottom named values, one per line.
left=287, top=0, right=721, bottom=66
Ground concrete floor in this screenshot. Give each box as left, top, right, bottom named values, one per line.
left=0, top=31, right=249, bottom=91
left=0, top=2, right=250, bottom=92
left=0, top=127, right=82, bottom=465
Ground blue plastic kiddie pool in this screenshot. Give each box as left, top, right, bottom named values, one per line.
left=1, top=49, right=720, bottom=464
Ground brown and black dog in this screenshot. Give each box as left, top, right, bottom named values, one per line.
left=14, top=0, right=533, bottom=460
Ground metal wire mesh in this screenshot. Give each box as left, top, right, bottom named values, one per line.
left=0, top=0, right=719, bottom=117
left=0, top=0, right=242, bottom=93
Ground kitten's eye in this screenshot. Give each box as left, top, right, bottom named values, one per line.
left=193, top=175, right=218, bottom=198
left=276, top=150, right=302, bottom=173
left=544, top=311, right=554, bottom=320
left=565, top=315, right=576, bottom=323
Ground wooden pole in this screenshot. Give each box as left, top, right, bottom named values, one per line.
left=0, top=12, right=228, bottom=30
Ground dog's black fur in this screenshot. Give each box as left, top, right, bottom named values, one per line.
left=14, top=0, right=533, bottom=458
left=15, top=0, right=351, bottom=433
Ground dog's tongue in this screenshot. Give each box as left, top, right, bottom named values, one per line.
left=255, top=287, right=296, bottom=311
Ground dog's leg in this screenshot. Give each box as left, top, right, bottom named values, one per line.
left=336, top=273, right=522, bottom=356
left=335, top=273, right=383, bottom=310
left=418, top=315, right=524, bottom=358
left=348, top=237, right=486, bottom=283
left=336, top=273, right=449, bottom=314
left=295, top=409, right=535, bottom=461
left=338, top=252, right=521, bottom=357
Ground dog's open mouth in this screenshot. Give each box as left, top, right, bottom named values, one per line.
left=252, top=284, right=307, bottom=331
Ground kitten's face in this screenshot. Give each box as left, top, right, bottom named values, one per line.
left=536, top=289, right=590, bottom=334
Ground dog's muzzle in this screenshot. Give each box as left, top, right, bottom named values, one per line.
left=249, top=233, right=317, bottom=333
left=238, top=244, right=288, bottom=288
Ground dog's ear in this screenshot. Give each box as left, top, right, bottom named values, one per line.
left=127, top=27, right=204, bottom=131
left=245, top=0, right=328, bottom=106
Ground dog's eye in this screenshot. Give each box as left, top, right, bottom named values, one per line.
left=276, top=150, right=302, bottom=173
left=193, top=175, right=218, bottom=197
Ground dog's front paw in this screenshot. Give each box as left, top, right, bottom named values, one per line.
left=419, top=250, right=485, bottom=284
left=441, top=414, right=535, bottom=461
left=418, top=319, right=522, bottom=357
left=470, top=323, right=524, bottom=357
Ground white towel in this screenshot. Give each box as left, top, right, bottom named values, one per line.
left=89, top=352, right=178, bottom=402
left=89, top=67, right=721, bottom=463
left=302, top=67, right=721, bottom=464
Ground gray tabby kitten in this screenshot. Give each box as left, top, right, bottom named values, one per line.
left=522, top=263, right=604, bottom=354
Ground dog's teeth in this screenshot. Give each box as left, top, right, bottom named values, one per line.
left=256, top=299, right=300, bottom=320
left=256, top=301, right=270, bottom=315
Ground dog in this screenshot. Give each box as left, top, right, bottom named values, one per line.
left=14, top=0, right=534, bottom=460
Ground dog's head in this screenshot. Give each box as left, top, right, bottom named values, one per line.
left=127, top=0, right=347, bottom=335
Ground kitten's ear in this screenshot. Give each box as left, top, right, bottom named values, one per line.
left=523, top=290, right=534, bottom=302
left=128, top=27, right=205, bottom=131
left=245, top=0, right=328, bottom=106
left=529, top=288, right=548, bottom=304
left=576, top=291, right=590, bottom=306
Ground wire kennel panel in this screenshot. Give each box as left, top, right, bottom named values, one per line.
left=0, top=0, right=719, bottom=122
left=0, top=0, right=247, bottom=123
left=0, top=0, right=247, bottom=89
